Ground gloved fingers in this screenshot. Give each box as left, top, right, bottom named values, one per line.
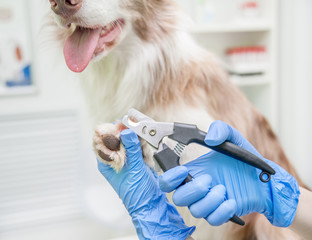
left=159, top=166, right=189, bottom=193
left=96, top=158, right=116, bottom=179
left=205, top=121, right=261, bottom=157
left=96, top=159, right=114, bottom=173
left=205, top=199, right=237, bottom=226
left=204, top=120, right=229, bottom=146
left=120, top=129, right=144, bottom=167
left=205, top=120, right=248, bottom=147
left=172, top=174, right=212, bottom=206
left=120, top=129, right=141, bottom=151
left=189, top=184, right=226, bottom=218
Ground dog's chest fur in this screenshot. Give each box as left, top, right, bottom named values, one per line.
left=80, top=29, right=214, bottom=124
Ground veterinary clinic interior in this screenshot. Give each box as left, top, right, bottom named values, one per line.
left=0, top=0, right=311, bottom=239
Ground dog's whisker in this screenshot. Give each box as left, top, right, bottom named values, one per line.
left=117, top=21, right=123, bottom=34
left=112, top=20, right=117, bottom=28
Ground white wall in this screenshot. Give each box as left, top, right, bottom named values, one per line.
left=0, top=1, right=135, bottom=239
left=279, top=0, right=312, bottom=187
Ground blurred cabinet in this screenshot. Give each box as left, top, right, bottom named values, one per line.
left=0, top=111, right=83, bottom=232
left=176, top=0, right=279, bottom=130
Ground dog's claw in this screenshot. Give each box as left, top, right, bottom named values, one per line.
left=97, top=150, right=114, bottom=162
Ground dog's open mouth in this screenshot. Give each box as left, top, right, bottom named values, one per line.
left=63, top=19, right=125, bottom=73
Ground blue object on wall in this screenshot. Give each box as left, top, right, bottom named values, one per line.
left=5, top=65, right=31, bottom=87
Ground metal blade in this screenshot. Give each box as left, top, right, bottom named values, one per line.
left=121, top=108, right=174, bottom=149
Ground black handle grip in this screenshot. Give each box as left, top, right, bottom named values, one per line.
left=153, top=146, right=193, bottom=182
left=154, top=146, right=245, bottom=226
left=169, top=122, right=276, bottom=179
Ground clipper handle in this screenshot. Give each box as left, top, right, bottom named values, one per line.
left=169, top=122, right=276, bottom=181
left=153, top=146, right=193, bottom=184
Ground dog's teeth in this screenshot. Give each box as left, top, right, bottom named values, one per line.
left=101, top=29, right=108, bottom=36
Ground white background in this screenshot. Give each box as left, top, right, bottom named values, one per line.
left=279, top=0, right=312, bottom=186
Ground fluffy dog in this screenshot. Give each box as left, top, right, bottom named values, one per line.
left=46, top=0, right=304, bottom=239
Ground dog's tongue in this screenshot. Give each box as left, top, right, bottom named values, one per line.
left=64, top=27, right=101, bottom=72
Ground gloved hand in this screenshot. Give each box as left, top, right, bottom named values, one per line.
left=159, top=121, right=300, bottom=227
left=97, top=129, right=195, bottom=240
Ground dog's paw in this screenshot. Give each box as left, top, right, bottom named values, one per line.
left=93, top=121, right=156, bottom=172
left=93, top=122, right=127, bottom=172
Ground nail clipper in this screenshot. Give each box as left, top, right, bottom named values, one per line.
left=121, top=108, right=276, bottom=226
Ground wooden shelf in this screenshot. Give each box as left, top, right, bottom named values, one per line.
left=231, top=75, right=271, bottom=87
left=177, top=0, right=279, bottom=128
left=190, top=21, right=273, bottom=33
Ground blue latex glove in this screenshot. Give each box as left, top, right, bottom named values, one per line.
left=97, top=129, right=195, bottom=240
left=159, top=121, right=300, bottom=227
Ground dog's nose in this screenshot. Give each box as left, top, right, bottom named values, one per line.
left=49, top=0, right=82, bottom=18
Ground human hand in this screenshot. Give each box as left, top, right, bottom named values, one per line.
left=97, top=129, right=195, bottom=239
left=159, top=121, right=300, bottom=227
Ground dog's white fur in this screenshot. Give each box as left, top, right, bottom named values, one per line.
left=46, top=0, right=304, bottom=239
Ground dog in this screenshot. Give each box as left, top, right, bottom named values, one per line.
left=46, top=0, right=305, bottom=239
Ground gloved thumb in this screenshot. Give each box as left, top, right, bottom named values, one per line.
left=120, top=129, right=144, bottom=165
left=205, top=120, right=230, bottom=146
left=205, top=120, right=261, bottom=157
